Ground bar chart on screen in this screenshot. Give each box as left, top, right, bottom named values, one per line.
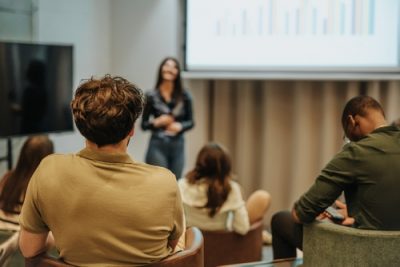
left=185, top=0, right=400, bottom=71
left=213, top=0, right=377, bottom=37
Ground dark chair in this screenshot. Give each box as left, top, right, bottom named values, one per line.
left=201, top=220, right=263, bottom=267
left=25, top=253, right=72, bottom=267
left=147, top=226, right=204, bottom=267
left=25, top=227, right=204, bottom=267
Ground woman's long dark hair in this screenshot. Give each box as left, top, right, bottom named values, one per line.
left=186, top=143, right=232, bottom=217
left=155, top=57, right=183, bottom=100
left=0, top=135, right=53, bottom=214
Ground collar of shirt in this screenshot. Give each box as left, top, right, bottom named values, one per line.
left=77, top=147, right=134, bottom=164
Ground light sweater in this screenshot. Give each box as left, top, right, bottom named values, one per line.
left=178, top=178, right=250, bottom=235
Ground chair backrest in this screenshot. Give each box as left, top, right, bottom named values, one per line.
left=0, top=230, right=24, bottom=267
left=25, top=227, right=204, bottom=267
left=25, top=253, right=72, bottom=267
left=201, top=220, right=263, bottom=267
left=303, top=220, right=400, bottom=266
left=147, top=226, right=204, bottom=267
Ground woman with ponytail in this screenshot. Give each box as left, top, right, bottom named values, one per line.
left=178, top=143, right=271, bottom=236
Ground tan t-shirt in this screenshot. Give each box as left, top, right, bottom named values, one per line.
left=20, top=148, right=184, bottom=267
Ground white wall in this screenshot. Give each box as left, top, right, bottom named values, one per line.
left=35, top=0, right=112, bottom=154
left=0, top=0, right=33, bottom=42
left=110, top=0, right=184, bottom=161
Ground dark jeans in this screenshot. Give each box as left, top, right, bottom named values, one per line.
left=145, top=134, right=185, bottom=179
left=271, top=211, right=303, bottom=260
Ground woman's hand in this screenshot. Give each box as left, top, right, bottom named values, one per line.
left=153, top=114, right=174, bottom=128
left=165, top=122, right=183, bottom=135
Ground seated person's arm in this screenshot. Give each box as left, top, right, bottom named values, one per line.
left=19, top=228, right=51, bottom=258
left=292, top=147, right=357, bottom=224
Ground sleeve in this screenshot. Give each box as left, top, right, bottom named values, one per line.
left=169, top=183, right=185, bottom=240
left=19, top=162, right=49, bottom=233
left=141, top=92, right=155, bottom=131
left=179, top=91, right=194, bottom=133
left=231, top=183, right=250, bottom=235
left=294, top=144, right=358, bottom=223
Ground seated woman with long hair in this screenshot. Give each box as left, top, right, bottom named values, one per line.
left=0, top=135, right=53, bottom=265
left=178, top=143, right=271, bottom=237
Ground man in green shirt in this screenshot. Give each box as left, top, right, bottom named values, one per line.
left=271, top=95, right=400, bottom=259
left=19, top=75, right=185, bottom=266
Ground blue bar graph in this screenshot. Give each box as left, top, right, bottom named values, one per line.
left=285, top=12, right=289, bottom=35
left=369, top=0, right=375, bottom=34
left=268, top=0, right=273, bottom=34
left=258, top=6, right=263, bottom=35
left=312, top=8, right=317, bottom=35
left=340, top=2, right=345, bottom=35
left=242, top=10, right=247, bottom=35
left=352, top=0, right=356, bottom=35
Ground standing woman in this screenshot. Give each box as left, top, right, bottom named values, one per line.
left=141, top=57, right=194, bottom=179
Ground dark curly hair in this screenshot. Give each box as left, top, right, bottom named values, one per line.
left=71, top=75, right=144, bottom=146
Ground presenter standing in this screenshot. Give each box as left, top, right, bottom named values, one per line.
left=141, top=57, right=194, bottom=179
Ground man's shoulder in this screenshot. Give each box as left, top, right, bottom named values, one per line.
left=39, top=153, right=75, bottom=166
left=134, top=162, right=177, bottom=182
left=351, top=127, right=399, bottom=150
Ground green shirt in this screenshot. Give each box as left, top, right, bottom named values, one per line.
left=20, top=148, right=184, bottom=266
left=295, top=126, right=400, bottom=230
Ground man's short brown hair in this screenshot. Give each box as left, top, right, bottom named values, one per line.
left=71, top=75, right=144, bottom=146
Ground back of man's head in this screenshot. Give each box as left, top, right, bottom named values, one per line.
left=341, top=95, right=385, bottom=131
left=71, top=75, right=144, bottom=147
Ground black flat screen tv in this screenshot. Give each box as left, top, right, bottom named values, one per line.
left=0, top=42, right=73, bottom=137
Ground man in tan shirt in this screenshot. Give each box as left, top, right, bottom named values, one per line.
left=19, top=75, right=184, bottom=266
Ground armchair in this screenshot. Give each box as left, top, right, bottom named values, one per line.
left=303, top=220, right=400, bottom=266
left=201, top=220, right=263, bottom=267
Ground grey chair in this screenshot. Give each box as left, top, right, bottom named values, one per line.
left=0, top=230, right=24, bottom=267
left=303, top=220, right=400, bottom=267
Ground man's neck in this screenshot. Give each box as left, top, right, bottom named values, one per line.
left=85, top=139, right=128, bottom=154
left=371, top=115, right=387, bottom=131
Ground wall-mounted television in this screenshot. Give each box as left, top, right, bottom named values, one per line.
left=185, top=0, right=400, bottom=74
left=0, top=42, right=73, bottom=137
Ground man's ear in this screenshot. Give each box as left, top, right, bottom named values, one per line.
left=348, top=115, right=356, bottom=128
left=128, top=128, right=135, bottom=137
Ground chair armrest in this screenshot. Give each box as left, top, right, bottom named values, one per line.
left=25, top=253, right=73, bottom=267
left=303, top=221, right=400, bottom=266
